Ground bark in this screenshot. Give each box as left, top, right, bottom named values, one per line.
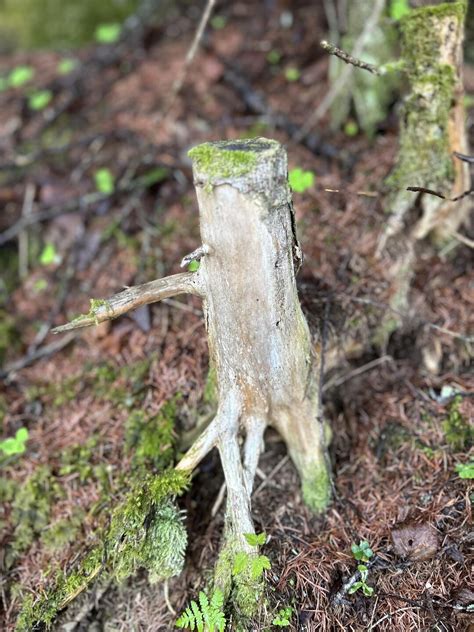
left=377, top=1, right=470, bottom=346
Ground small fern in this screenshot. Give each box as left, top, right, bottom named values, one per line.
left=176, top=590, right=226, bottom=631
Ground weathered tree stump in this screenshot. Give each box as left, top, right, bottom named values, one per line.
left=54, top=137, right=331, bottom=614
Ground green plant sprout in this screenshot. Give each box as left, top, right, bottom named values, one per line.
left=344, top=120, right=359, bottom=137
left=187, top=260, right=200, bottom=272
left=210, top=16, right=227, bottom=30
left=57, top=59, right=78, bottom=75
left=0, top=427, right=29, bottom=456
left=351, top=540, right=374, bottom=563
left=390, top=0, right=411, bottom=21
left=348, top=564, right=374, bottom=597
left=94, top=168, right=115, bottom=194
left=232, top=532, right=271, bottom=580
left=284, top=67, right=300, bottom=82
left=272, top=606, right=293, bottom=627
left=176, top=590, right=226, bottom=631
left=288, top=168, right=315, bottom=193
left=28, top=90, right=53, bottom=111
left=455, top=461, right=474, bottom=479
left=8, top=66, right=35, bottom=88
left=40, top=243, right=60, bottom=266
left=95, top=23, right=122, bottom=44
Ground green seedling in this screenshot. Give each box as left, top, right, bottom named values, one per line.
left=288, top=167, right=315, bottom=193
left=0, top=427, right=29, bottom=456
left=28, top=90, right=52, bottom=111
left=187, top=260, right=200, bottom=272
left=390, top=0, right=410, bottom=20
left=94, top=168, right=115, bottom=194
left=211, top=16, right=227, bottom=30
left=351, top=540, right=374, bottom=563
left=272, top=606, right=293, bottom=627
left=348, top=564, right=374, bottom=597
left=455, top=461, right=474, bottom=479
left=40, top=243, right=60, bottom=266
left=285, top=67, right=300, bottom=82
left=95, top=23, right=122, bottom=44
left=58, top=59, right=78, bottom=75
left=8, top=66, right=35, bottom=88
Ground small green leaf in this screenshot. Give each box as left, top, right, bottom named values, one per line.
left=187, top=260, right=200, bottom=272
left=232, top=551, right=248, bottom=576
left=348, top=581, right=364, bottom=595
left=244, top=532, right=266, bottom=546
left=288, top=167, right=315, bottom=193
left=362, top=584, right=374, bottom=597
left=390, top=0, right=410, bottom=20
left=344, top=120, right=359, bottom=137
left=28, top=90, right=53, bottom=111
left=272, top=606, right=293, bottom=626
left=95, top=23, right=122, bottom=44
left=40, top=243, right=60, bottom=266
left=211, top=15, right=227, bottom=29
left=455, top=461, right=474, bottom=479
left=94, top=168, right=115, bottom=194
left=266, top=50, right=281, bottom=65
left=0, top=427, right=29, bottom=456
left=58, top=58, right=78, bottom=75
left=357, top=564, right=368, bottom=581
left=285, top=67, right=300, bottom=82
left=251, top=554, right=271, bottom=579
left=8, top=65, right=35, bottom=87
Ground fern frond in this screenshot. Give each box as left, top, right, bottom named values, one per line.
left=176, top=590, right=226, bottom=631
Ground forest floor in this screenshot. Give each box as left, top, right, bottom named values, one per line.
left=0, top=2, right=473, bottom=631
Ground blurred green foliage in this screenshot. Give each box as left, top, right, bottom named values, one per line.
left=0, top=0, right=138, bottom=51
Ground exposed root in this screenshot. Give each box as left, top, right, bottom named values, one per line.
left=243, top=416, right=266, bottom=494
left=175, top=415, right=220, bottom=472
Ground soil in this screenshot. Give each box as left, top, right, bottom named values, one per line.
left=0, top=1, right=472, bottom=631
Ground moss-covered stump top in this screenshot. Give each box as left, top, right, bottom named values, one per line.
left=189, top=137, right=288, bottom=195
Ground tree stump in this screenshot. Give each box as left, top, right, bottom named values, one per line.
left=54, top=137, right=331, bottom=615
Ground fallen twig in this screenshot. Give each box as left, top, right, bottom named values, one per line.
left=320, top=40, right=381, bottom=75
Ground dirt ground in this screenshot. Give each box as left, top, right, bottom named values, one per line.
left=0, top=1, right=473, bottom=631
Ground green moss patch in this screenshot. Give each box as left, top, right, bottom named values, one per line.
left=442, top=396, right=473, bottom=451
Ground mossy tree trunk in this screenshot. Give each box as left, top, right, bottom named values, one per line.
left=54, top=138, right=331, bottom=615
left=377, top=0, right=470, bottom=343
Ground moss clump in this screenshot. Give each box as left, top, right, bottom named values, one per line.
left=11, top=465, right=63, bottom=553
left=41, top=510, right=84, bottom=551
left=442, top=396, right=473, bottom=451
left=105, top=468, right=190, bottom=582
left=386, top=2, right=465, bottom=202
left=15, top=469, right=190, bottom=630
left=188, top=140, right=263, bottom=180
left=301, top=462, right=331, bottom=514
left=125, top=399, right=177, bottom=471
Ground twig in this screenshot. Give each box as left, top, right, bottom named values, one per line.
left=295, top=0, right=385, bottom=140
left=322, top=355, right=393, bottom=392
left=320, top=40, right=381, bottom=75
left=452, top=231, right=474, bottom=249
left=52, top=272, right=202, bottom=333
left=0, top=332, right=77, bottom=379
left=162, top=0, right=216, bottom=115
left=254, top=455, right=289, bottom=496
left=18, top=183, right=36, bottom=280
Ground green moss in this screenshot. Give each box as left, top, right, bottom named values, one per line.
left=41, top=510, right=84, bottom=551
left=11, top=465, right=63, bottom=553
left=214, top=540, right=265, bottom=620
left=301, top=462, right=331, bottom=514
left=387, top=2, right=465, bottom=200
left=106, top=469, right=189, bottom=582
left=16, top=469, right=190, bottom=630
left=0, top=309, right=19, bottom=364
left=125, top=399, right=177, bottom=471
left=188, top=140, right=263, bottom=180
left=442, top=396, right=473, bottom=450
left=203, top=364, right=218, bottom=407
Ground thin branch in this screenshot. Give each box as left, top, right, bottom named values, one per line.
left=52, top=272, right=203, bottom=334
left=295, top=0, right=385, bottom=140
left=162, top=0, right=216, bottom=115
left=0, top=332, right=77, bottom=379
left=320, top=40, right=381, bottom=75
